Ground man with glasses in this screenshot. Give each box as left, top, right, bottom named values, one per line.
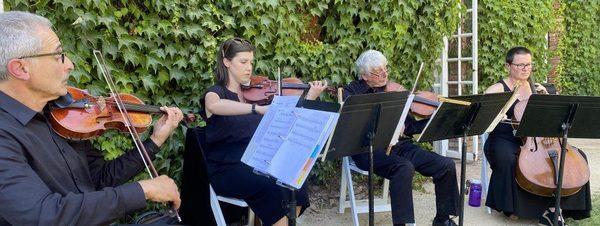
left=0, top=11, right=184, bottom=225
left=483, top=47, right=591, bottom=226
left=343, top=50, right=460, bottom=226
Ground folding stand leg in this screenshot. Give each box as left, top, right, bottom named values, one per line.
left=458, top=132, right=469, bottom=226
left=553, top=123, right=572, bottom=226
left=287, top=188, right=297, bottom=226
left=368, top=144, right=375, bottom=226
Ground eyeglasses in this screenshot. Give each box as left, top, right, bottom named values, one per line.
left=18, top=51, right=66, bottom=64
left=222, top=38, right=251, bottom=58
left=369, top=66, right=390, bottom=77
left=510, top=63, right=533, bottom=70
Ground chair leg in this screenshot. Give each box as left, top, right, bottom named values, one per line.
left=382, top=179, right=390, bottom=204
left=481, top=152, right=489, bottom=197
left=339, top=157, right=349, bottom=214
left=345, top=158, right=360, bottom=226
left=247, top=208, right=255, bottom=226
left=481, top=134, right=492, bottom=215
left=209, top=186, right=228, bottom=226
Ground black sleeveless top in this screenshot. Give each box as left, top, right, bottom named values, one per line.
left=200, top=85, right=262, bottom=166
left=489, top=80, right=521, bottom=140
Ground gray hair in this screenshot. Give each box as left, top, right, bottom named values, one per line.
left=0, top=11, right=52, bottom=81
left=355, top=49, right=387, bottom=79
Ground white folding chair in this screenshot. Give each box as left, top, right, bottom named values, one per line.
left=479, top=133, right=492, bottom=214
left=338, top=156, right=391, bottom=226
left=209, top=185, right=255, bottom=226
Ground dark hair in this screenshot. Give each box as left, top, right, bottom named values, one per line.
left=215, top=37, right=255, bottom=86
left=505, top=46, right=532, bottom=64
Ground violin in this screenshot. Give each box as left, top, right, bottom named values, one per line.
left=48, top=86, right=172, bottom=140
left=384, top=81, right=439, bottom=118
left=513, top=78, right=589, bottom=197
left=49, top=86, right=194, bottom=140
left=241, top=75, right=336, bottom=105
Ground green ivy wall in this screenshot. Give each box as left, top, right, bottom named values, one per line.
left=5, top=0, right=599, bottom=217
left=556, top=0, right=600, bottom=95
left=4, top=0, right=462, bottom=208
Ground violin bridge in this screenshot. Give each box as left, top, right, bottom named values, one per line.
left=97, top=98, right=106, bottom=111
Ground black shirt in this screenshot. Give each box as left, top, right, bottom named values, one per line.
left=343, top=79, right=428, bottom=139
left=0, top=91, right=160, bottom=225
left=199, top=85, right=262, bottom=172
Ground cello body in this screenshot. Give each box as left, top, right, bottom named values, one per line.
left=514, top=99, right=590, bottom=197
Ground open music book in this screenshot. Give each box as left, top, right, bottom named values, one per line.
left=241, top=96, right=339, bottom=189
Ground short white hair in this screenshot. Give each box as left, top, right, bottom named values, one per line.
left=0, top=11, right=52, bottom=81
left=355, top=50, right=387, bottom=79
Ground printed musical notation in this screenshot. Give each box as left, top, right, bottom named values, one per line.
left=242, top=96, right=339, bottom=189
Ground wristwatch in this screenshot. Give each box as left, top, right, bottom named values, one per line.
left=251, top=104, right=258, bottom=114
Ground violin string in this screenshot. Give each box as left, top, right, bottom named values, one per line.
left=82, top=95, right=161, bottom=113
left=102, top=101, right=162, bottom=112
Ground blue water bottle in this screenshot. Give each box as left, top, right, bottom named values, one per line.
left=468, top=179, right=482, bottom=207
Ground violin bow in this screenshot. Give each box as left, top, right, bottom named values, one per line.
left=386, top=62, right=424, bottom=155
left=92, top=50, right=181, bottom=221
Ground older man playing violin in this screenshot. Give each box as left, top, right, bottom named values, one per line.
left=343, top=50, right=460, bottom=226
left=0, top=11, right=184, bottom=225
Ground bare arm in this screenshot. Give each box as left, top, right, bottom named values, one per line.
left=484, top=83, right=504, bottom=94
left=204, top=92, right=268, bottom=118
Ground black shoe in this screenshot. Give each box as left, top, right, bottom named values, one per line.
left=432, top=218, right=457, bottom=226
left=538, top=209, right=566, bottom=226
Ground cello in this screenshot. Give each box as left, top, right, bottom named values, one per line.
left=514, top=77, right=590, bottom=197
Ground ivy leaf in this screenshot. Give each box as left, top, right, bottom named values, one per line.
left=140, top=75, right=157, bottom=91
left=169, top=69, right=186, bottom=81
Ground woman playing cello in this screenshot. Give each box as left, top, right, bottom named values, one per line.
left=484, top=46, right=591, bottom=226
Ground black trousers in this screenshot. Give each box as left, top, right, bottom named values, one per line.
left=352, top=142, right=459, bottom=224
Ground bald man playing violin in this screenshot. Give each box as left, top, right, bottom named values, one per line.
left=0, top=11, right=183, bottom=225
left=343, top=50, right=460, bottom=226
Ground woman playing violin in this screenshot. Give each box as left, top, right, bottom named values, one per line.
left=484, top=46, right=591, bottom=225
left=200, top=37, right=327, bottom=226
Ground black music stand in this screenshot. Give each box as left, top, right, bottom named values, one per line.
left=418, top=92, right=514, bottom=226
left=324, top=91, right=409, bottom=226
left=515, top=94, right=600, bottom=226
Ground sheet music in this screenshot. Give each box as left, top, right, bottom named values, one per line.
left=485, top=91, right=519, bottom=133
left=242, top=96, right=300, bottom=173
left=268, top=108, right=337, bottom=188
left=242, top=96, right=339, bottom=189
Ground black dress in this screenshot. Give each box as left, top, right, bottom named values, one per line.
left=484, top=80, right=591, bottom=219
left=200, top=85, right=310, bottom=226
